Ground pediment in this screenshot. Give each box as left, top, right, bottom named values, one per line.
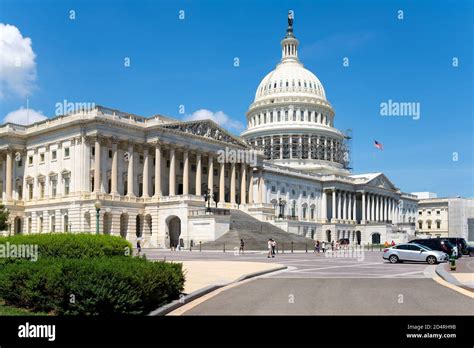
left=159, top=120, right=249, bottom=148
left=366, top=173, right=397, bottom=190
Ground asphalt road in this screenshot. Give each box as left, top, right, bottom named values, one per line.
left=182, top=278, right=474, bottom=315
left=145, top=249, right=473, bottom=315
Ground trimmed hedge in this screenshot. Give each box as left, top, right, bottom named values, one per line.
left=0, top=233, right=132, bottom=260
left=0, top=257, right=184, bottom=315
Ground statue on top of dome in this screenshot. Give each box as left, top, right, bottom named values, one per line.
left=288, top=10, right=294, bottom=27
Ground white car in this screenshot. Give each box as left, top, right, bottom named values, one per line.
left=383, top=243, right=448, bottom=265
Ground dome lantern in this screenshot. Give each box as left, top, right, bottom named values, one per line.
left=281, top=11, right=299, bottom=63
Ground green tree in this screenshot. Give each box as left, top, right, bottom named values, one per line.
left=0, top=204, right=9, bottom=231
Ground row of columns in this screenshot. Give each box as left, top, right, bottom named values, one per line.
left=320, top=189, right=400, bottom=224
left=330, top=190, right=357, bottom=222
left=249, top=109, right=332, bottom=128
left=93, top=138, right=265, bottom=204
left=362, top=192, right=399, bottom=224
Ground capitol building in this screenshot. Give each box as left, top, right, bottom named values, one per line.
left=0, top=16, right=419, bottom=247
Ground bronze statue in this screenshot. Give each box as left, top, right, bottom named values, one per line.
left=288, top=11, right=294, bottom=26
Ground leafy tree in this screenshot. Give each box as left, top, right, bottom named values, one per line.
left=0, top=204, right=9, bottom=231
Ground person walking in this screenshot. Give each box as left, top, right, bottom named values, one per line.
left=271, top=239, right=276, bottom=257
left=391, top=240, right=395, bottom=247
left=331, top=240, right=335, bottom=251
left=321, top=241, right=326, bottom=253
left=267, top=239, right=273, bottom=258
left=239, top=239, right=245, bottom=254
left=136, top=236, right=143, bottom=256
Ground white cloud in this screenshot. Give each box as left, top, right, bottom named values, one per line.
left=0, top=23, right=37, bottom=99
left=184, top=109, right=243, bottom=131
left=3, top=107, right=47, bottom=125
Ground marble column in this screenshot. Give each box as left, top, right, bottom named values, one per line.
left=183, top=151, right=189, bottom=195
left=230, top=162, right=236, bottom=204
left=154, top=144, right=162, bottom=197
left=343, top=192, right=347, bottom=220
left=257, top=170, right=264, bottom=203
left=370, top=194, right=375, bottom=222
left=111, top=141, right=118, bottom=194
left=219, top=162, right=225, bottom=203
left=169, top=148, right=176, bottom=196
left=208, top=155, right=214, bottom=197
left=375, top=195, right=380, bottom=221
left=142, top=147, right=149, bottom=198
left=248, top=168, right=254, bottom=204
left=240, top=163, right=246, bottom=204
left=352, top=193, right=356, bottom=222
left=337, top=191, right=342, bottom=220
left=362, top=192, right=366, bottom=223
left=94, top=138, right=101, bottom=193
left=321, top=190, right=327, bottom=221
left=195, top=153, right=202, bottom=196
left=5, top=150, right=13, bottom=200
left=125, top=144, right=134, bottom=197
left=332, top=190, right=336, bottom=222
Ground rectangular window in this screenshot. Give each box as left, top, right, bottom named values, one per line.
left=203, top=166, right=208, bottom=175
left=191, top=164, right=196, bottom=172
left=271, top=186, right=276, bottom=193
left=52, top=150, right=57, bottom=160
left=18, top=158, right=22, bottom=167
left=40, top=182, right=45, bottom=198
left=28, top=156, right=33, bottom=165
left=92, top=146, right=95, bottom=156
left=40, top=153, right=45, bottom=163
left=64, top=178, right=70, bottom=195
left=28, top=184, right=33, bottom=200
left=436, top=210, right=440, bottom=215
left=108, top=149, right=113, bottom=158
left=52, top=181, right=57, bottom=198
left=213, top=169, right=218, bottom=176
left=139, top=155, right=144, bottom=164
left=64, top=147, right=70, bottom=158
left=39, top=217, right=43, bottom=233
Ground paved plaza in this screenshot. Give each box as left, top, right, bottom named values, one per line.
left=143, top=248, right=473, bottom=315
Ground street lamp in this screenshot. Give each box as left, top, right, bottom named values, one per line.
left=278, top=198, right=285, bottom=219
left=94, top=200, right=102, bottom=234
left=203, top=189, right=212, bottom=213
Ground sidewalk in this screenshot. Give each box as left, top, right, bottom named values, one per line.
left=170, top=260, right=286, bottom=294
left=436, top=256, right=474, bottom=290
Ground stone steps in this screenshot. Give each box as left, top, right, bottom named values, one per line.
left=200, top=209, right=315, bottom=250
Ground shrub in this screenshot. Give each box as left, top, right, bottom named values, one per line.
left=0, top=257, right=184, bottom=315
left=0, top=233, right=132, bottom=260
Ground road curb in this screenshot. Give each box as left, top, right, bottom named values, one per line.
left=148, top=265, right=287, bottom=316
left=434, top=263, right=464, bottom=288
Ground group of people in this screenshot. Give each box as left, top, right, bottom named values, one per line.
left=313, top=240, right=337, bottom=253
left=384, top=241, right=396, bottom=248
left=267, top=238, right=277, bottom=258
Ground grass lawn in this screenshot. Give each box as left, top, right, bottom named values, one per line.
left=0, top=300, right=49, bottom=316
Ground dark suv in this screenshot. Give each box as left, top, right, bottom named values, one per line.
left=444, top=237, right=470, bottom=256
left=409, top=239, right=458, bottom=258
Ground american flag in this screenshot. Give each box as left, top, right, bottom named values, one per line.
left=374, top=140, right=384, bottom=150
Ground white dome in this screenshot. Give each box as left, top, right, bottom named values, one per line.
left=254, top=61, right=327, bottom=103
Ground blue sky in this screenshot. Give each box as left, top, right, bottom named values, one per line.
left=1, top=0, right=472, bottom=197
